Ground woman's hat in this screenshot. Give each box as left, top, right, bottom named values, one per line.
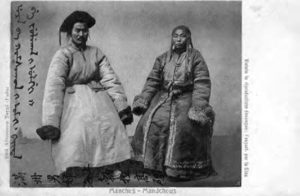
left=59, top=10, right=96, bottom=33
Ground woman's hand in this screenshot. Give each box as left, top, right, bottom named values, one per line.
left=132, top=106, right=147, bottom=116
left=132, top=95, right=149, bottom=116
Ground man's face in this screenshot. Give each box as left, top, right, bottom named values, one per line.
left=71, top=22, right=89, bottom=46
left=172, top=29, right=187, bottom=49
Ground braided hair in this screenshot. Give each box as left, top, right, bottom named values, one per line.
left=167, top=25, right=194, bottom=63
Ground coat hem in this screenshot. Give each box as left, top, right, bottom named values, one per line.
left=55, top=155, right=132, bottom=175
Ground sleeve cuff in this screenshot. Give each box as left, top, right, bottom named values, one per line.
left=119, top=106, right=133, bottom=125
left=188, top=105, right=215, bottom=126
left=132, top=95, right=149, bottom=116
left=114, top=97, right=129, bottom=113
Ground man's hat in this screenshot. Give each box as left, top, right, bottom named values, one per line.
left=59, top=10, right=96, bottom=33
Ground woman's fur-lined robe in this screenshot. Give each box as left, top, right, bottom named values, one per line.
left=132, top=48, right=215, bottom=178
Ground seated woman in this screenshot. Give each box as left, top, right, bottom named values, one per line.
left=37, top=11, right=133, bottom=179
left=131, top=25, right=216, bottom=180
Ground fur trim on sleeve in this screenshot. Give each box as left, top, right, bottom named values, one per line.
left=188, top=105, right=215, bottom=126
left=36, top=125, right=61, bottom=142
left=119, top=106, right=133, bottom=125
left=132, top=95, right=149, bottom=116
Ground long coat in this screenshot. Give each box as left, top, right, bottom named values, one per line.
left=132, top=48, right=215, bottom=176
left=42, top=42, right=132, bottom=174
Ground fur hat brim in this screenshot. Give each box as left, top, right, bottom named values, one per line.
left=60, top=10, right=95, bottom=33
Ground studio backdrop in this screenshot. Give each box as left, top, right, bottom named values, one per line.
left=10, top=1, right=241, bottom=187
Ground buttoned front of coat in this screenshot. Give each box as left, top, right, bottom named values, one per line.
left=132, top=48, right=215, bottom=175
left=42, top=42, right=132, bottom=174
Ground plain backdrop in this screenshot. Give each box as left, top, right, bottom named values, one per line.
left=8, top=1, right=242, bottom=187
left=3, top=0, right=300, bottom=195
left=10, top=1, right=241, bottom=138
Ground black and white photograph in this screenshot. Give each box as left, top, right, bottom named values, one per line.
left=9, top=1, right=241, bottom=187
left=1, top=0, right=300, bottom=195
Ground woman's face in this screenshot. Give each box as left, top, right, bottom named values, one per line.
left=71, top=22, right=89, bottom=46
left=172, top=28, right=188, bottom=49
